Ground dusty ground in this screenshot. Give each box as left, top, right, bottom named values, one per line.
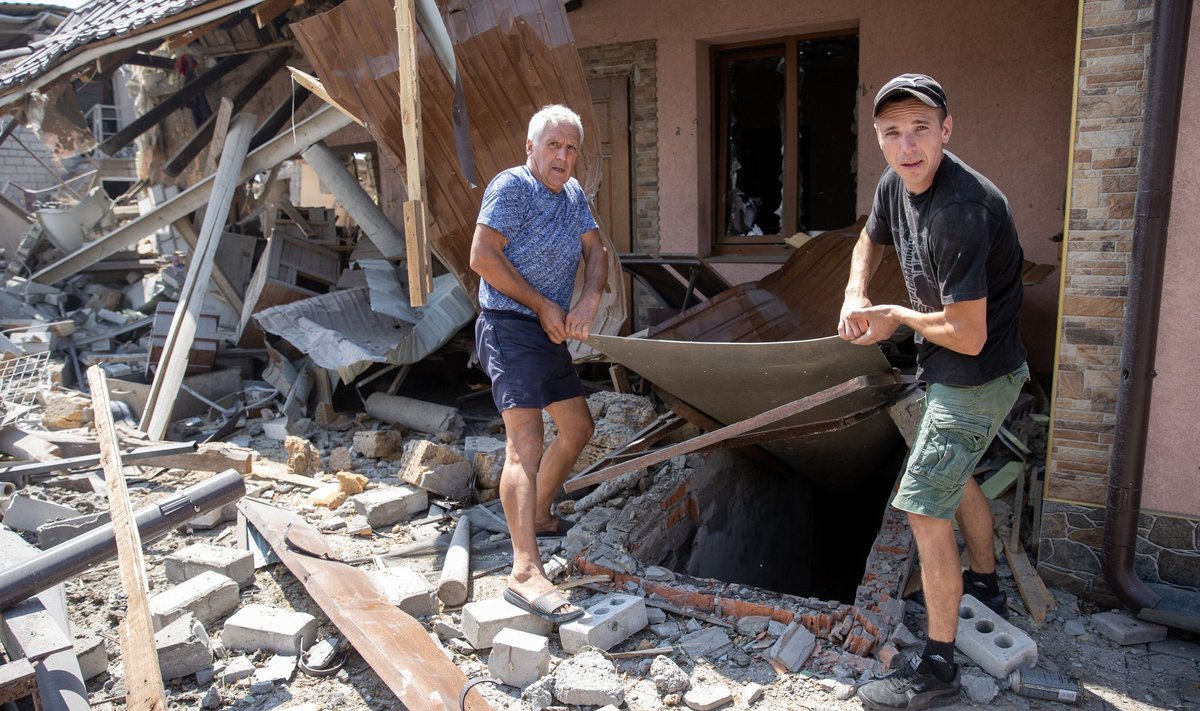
left=12, top=383, right=1199, bottom=711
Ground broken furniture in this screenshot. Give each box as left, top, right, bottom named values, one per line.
left=619, top=254, right=731, bottom=314
left=149, top=301, right=220, bottom=376
left=236, top=229, right=340, bottom=348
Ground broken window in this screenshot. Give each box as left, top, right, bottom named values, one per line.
left=714, top=33, right=859, bottom=249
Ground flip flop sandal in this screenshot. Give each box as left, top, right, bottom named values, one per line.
left=503, top=587, right=585, bottom=623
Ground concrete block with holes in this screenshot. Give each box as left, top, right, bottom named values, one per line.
left=221, top=604, right=318, bottom=656
left=149, top=570, right=241, bottom=631
left=462, top=597, right=552, bottom=649
left=955, top=594, right=1037, bottom=679
left=488, top=628, right=549, bottom=687
left=164, top=543, right=256, bottom=588
left=558, top=593, right=648, bottom=653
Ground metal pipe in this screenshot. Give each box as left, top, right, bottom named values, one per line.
left=0, top=469, right=245, bottom=610
left=1102, top=0, right=1192, bottom=612
left=0, top=441, right=199, bottom=482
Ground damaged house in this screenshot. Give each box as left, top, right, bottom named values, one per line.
left=0, top=0, right=1197, bottom=709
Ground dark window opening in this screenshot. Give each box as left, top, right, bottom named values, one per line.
left=714, top=33, right=859, bottom=250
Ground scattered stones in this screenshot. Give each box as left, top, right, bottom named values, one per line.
left=742, top=682, right=764, bottom=704
left=961, top=672, right=999, bottom=704
left=328, top=446, right=354, bottom=472
left=1064, top=619, right=1087, bottom=636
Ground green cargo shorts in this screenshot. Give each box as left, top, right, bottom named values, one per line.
left=892, top=363, right=1030, bottom=520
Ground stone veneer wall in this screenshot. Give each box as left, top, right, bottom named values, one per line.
left=1039, top=500, right=1200, bottom=604
left=578, top=41, right=660, bottom=331
left=1042, top=0, right=1200, bottom=599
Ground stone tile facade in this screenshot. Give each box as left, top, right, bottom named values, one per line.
left=578, top=41, right=661, bottom=331
left=1050, top=0, right=1152, bottom=507
left=1038, top=500, right=1200, bottom=604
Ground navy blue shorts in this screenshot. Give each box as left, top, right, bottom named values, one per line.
left=474, top=309, right=585, bottom=412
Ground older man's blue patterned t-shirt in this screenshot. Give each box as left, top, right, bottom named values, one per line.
left=476, top=165, right=598, bottom=317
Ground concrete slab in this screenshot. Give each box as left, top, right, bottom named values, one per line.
left=351, top=485, right=428, bottom=528
left=221, top=604, right=318, bottom=655
left=1090, top=612, right=1168, bottom=646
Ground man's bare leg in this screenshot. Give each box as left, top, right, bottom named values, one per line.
left=956, top=477, right=996, bottom=574
left=909, top=512, right=962, bottom=644
left=535, top=396, right=594, bottom=531
left=499, top=407, right=559, bottom=603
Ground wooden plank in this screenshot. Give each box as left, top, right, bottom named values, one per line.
left=981, top=461, right=1024, bottom=500
left=1010, top=461, right=1028, bottom=549
left=395, top=0, right=432, bottom=306
left=286, top=68, right=364, bottom=126
left=141, top=113, right=257, bottom=441
left=205, top=97, right=235, bottom=175
left=253, top=0, right=294, bottom=27
left=172, top=218, right=244, bottom=316
left=87, top=366, right=167, bottom=710
left=0, top=658, right=37, bottom=705
left=1001, top=536, right=1055, bottom=625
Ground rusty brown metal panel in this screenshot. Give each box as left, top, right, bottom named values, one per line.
left=238, top=500, right=494, bottom=711
left=650, top=221, right=909, bottom=344
left=290, top=0, right=626, bottom=339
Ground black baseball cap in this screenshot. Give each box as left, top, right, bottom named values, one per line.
left=872, top=74, right=948, bottom=116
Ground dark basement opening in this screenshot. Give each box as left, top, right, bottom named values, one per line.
left=651, top=441, right=907, bottom=604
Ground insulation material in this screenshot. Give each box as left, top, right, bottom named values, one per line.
left=26, top=83, right=96, bottom=158
left=253, top=275, right=474, bottom=382
left=290, top=0, right=626, bottom=342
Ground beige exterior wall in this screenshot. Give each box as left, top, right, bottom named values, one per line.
left=1144, top=6, right=1200, bottom=517
left=569, top=0, right=1076, bottom=371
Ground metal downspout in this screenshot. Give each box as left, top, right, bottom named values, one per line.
left=1102, top=0, right=1193, bottom=614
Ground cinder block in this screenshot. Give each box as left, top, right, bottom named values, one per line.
left=221, top=604, right=318, bottom=655
left=164, top=543, right=255, bottom=588
left=488, top=628, right=549, bottom=687
left=155, top=614, right=212, bottom=681
left=462, top=597, right=553, bottom=649
left=368, top=567, right=435, bottom=617
left=956, top=594, right=1037, bottom=679
left=1090, top=611, right=1168, bottom=645
left=351, top=485, right=428, bottom=527
left=149, top=570, right=240, bottom=630
left=559, top=593, right=648, bottom=653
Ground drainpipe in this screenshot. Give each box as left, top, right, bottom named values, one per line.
left=1102, top=0, right=1192, bottom=613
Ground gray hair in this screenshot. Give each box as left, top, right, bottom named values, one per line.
left=527, top=104, right=584, bottom=147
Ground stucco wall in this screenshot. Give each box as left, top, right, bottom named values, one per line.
left=1143, top=6, right=1200, bottom=516
left=569, top=0, right=1076, bottom=370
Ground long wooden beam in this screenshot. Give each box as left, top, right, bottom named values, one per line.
left=395, top=0, right=432, bottom=306
left=87, top=366, right=167, bottom=710
left=31, top=104, right=352, bottom=285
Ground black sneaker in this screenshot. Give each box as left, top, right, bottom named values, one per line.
left=963, top=570, right=1009, bottom=619
left=857, top=654, right=961, bottom=711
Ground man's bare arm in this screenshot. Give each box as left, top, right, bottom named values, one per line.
left=838, top=229, right=887, bottom=341
left=564, top=228, right=608, bottom=340
left=469, top=223, right=568, bottom=343
left=844, top=298, right=988, bottom=356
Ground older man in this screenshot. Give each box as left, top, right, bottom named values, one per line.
left=841, top=74, right=1028, bottom=710
left=469, top=104, right=607, bottom=623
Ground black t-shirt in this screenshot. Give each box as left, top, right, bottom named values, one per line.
left=865, top=151, right=1026, bottom=386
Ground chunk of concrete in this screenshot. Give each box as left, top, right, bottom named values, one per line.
left=351, top=485, right=428, bottom=527
left=767, top=621, right=816, bottom=672
left=329, top=446, right=354, bottom=472
left=551, top=649, right=624, bottom=707
left=683, top=684, right=734, bottom=711
left=73, top=629, right=108, bottom=681
left=155, top=614, right=212, bottom=681
left=1090, top=611, right=1168, bottom=646
left=149, top=570, right=240, bottom=630
left=559, top=593, right=648, bottom=653
left=353, top=429, right=404, bottom=458
left=368, top=566, right=435, bottom=617
left=956, top=594, right=1037, bottom=679
left=37, top=511, right=110, bottom=549
left=221, top=604, right=317, bottom=655
left=462, top=597, right=553, bottom=650
left=165, top=543, right=255, bottom=588
left=488, top=628, right=549, bottom=688
left=3, top=494, right=80, bottom=532
left=400, top=439, right=472, bottom=498
left=250, top=654, right=297, bottom=693
left=187, top=501, right=238, bottom=530
left=217, top=655, right=256, bottom=684
left=650, top=655, right=689, bottom=693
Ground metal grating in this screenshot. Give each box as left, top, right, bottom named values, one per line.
left=0, top=350, right=51, bottom=425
